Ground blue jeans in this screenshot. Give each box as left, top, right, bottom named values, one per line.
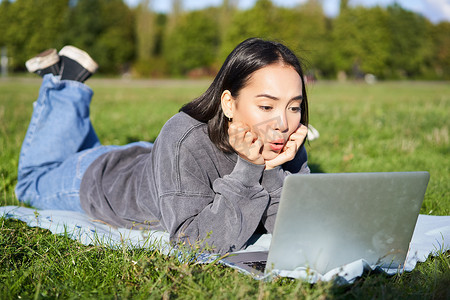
left=15, top=74, right=152, bottom=212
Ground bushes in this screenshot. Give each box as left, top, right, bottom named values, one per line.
left=0, top=0, right=448, bottom=79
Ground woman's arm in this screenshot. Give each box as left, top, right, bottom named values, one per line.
left=157, top=151, right=270, bottom=253
left=260, top=146, right=310, bottom=232
left=159, top=156, right=271, bottom=253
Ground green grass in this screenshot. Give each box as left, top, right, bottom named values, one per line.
left=1, top=77, right=449, bottom=299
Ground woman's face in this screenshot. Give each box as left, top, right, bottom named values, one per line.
left=223, top=63, right=303, bottom=161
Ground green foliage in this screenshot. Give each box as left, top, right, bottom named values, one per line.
left=133, top=12, right=168, bottom=77
left=220, top=0, right=330, bottom=70
left=163, top=9, right=220, bottom=76
left=430, top=22, right=450, bottom=79
left=135, top=0, right=156, bottom=62
left=61, top=0, right=135, bottom=74
left=60, top=0, right=103, bottom=49
left=220, top=0, right=279, bottom=61
left=2, top=0, right=69, bottom=70
left=0, top=0, right=449, bottom=79
left=385, top=4, right=434, bottom=79
left=332, top=6, right=391, bottom=78
left=0, top=0, right=12, bottom=47
left=96, top=0, right=135, bottom=73
left=275, top=1, right=331, bottom=77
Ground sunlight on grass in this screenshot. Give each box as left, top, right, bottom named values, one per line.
left=1, top=78, right=449, bottom=298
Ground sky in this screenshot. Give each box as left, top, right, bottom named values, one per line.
left=124, top=0, right=450, bottom=23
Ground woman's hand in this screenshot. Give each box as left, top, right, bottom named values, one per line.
left=265, top=124, right=308, bottom=170
left=228, top=122, right=265, bottom=165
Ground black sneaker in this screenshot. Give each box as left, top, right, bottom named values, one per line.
left=59, top=46, right=98, bottom=82
left=25, top=48, right=60, bottom=77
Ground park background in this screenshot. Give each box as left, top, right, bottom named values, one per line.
left=0, top=0, right=449, bottom=80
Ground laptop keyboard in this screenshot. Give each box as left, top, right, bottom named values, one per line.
left=243, top=260, right=267, bottom=272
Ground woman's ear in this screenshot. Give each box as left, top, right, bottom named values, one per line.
left=221, top=90, right=234, bottom=120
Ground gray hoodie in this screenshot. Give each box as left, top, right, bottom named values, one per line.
left=80, top=112, right=309, bottom=253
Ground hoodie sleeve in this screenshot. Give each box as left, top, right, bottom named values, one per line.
left=158, top=149, right=270, bottom=253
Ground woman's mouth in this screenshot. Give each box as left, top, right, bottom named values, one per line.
left=269, top=139, right=285, bottom=152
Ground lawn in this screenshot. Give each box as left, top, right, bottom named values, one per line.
left=0, top=77, right=449, bottom=299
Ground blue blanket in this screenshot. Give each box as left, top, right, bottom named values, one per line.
left=1, top=206, right=449, bottom=283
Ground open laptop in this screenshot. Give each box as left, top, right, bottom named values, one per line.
left=222, top=172, right=430, bottom=276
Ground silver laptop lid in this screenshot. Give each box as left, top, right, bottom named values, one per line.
left=266, top=172, right=430, bottom=275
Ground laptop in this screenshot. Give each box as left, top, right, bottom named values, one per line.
left=222, top=172, right=430, bottom=276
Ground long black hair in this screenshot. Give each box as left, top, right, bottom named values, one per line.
left=180, top=38, right=309, bottom=153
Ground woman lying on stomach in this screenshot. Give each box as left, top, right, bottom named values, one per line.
left=16, top=38, right=310, bottom=253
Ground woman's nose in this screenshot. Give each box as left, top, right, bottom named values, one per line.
left=274, top=113, right=288, bottom=132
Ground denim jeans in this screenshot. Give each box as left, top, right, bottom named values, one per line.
left=15, top=74, right=152, bottom=212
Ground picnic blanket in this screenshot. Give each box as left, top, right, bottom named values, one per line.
left=1, top=205, right=449, bottom=284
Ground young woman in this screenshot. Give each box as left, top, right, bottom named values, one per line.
left=16, top=38, right=310, bottom=253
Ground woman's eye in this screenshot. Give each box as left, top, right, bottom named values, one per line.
left=259, top=106, right=273, bottom=111
left=289, top=106, right=301, bottom=113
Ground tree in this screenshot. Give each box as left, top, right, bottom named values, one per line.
left=276, top=0, right=331, bottom=77
left=4, top=0, right=69, bottom=71
left=430, top=22, right=450, bottom=79
left=0, top=0, right=12, bottom=47
left=133, top=0, right=168, bottom=77
left=385, top=4, right=434, bottom=78
left=167, top=0, right=182, bottom=32
left=61, top=0, right=135, bottom=74
left=135, top=0, right=156, bottom=62
left=219, top=0, right=238, bottom=47
left=332, top=6, right=390, bottom=78
left=163, top=8, right=220, bottom=76
left=60, top=0, right=103, bottom=52
left=95, top=0, right=135, bottom=73
left=220, top=0, right=280, bottom=61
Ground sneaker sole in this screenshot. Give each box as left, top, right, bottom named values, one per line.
left=59, top=46, right=98, bottom=73
left=25, top=49, right=59, bottom=73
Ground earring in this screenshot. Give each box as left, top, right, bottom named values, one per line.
left=224, top=114, right=232, bottom=122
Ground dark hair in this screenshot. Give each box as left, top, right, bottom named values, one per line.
left=180, top=38, right=309, bottom=153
